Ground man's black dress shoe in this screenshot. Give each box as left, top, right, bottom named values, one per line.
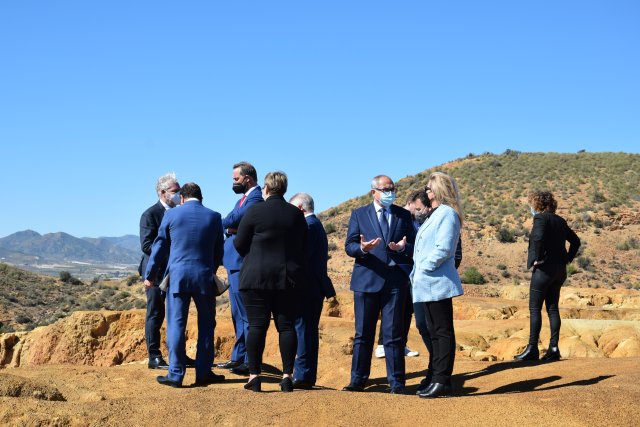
left=185, top=356, right=196, bottom=368
left=231, top=363, right=250, bottom=376
left=194, top=372, right=225, bottom=386
left=342, top=383, right=365, bottom=392
left=217, top=360, right=242, bottom=369
left=280, top=377, right=294, bottom=392
left=148, top=356, right=169, bottom=370
left=156, top=375, right=181, bottom=388
left=541, top=346, right=561, bottom=362
left=244, top=376, right=262, bottom=392
left=418, top=383, right=450, bottom=398
left=514, top=344, right=540, bottom=361
left=292, top=380, right=314, bottom=390
left=416, top=375, right=433, bottom=395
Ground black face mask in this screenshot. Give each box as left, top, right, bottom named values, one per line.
left=414, top=210, right=429, bottom=224
left=232, top=182, right=247, bottom=194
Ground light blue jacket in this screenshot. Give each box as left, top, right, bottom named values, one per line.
left=411, top=204, right=464, bottom=302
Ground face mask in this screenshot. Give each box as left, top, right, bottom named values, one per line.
left=414, top=210, right=428, bottom=224
left=171, top=192, right=181, bottom=206
left=232, top=179, right=247, bottom=194
left=379, top=192, right=396, bottom=207
left=530, top=206, right=538, bottom=216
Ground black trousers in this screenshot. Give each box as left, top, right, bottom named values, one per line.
left=422, top=298, right=455, bottom=385
left=240, top=288, right=298, bottom=375
left=145, top=286, right=166, bottom=358
left=529, top=263, right=566, bottom=347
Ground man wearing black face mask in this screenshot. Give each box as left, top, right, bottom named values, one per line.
left=217, top=162, right=263, bottom=376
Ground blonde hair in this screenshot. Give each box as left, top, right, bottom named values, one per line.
left=428, top=172, right=464, bottom=226
left=264, top=171, right=288, bottom=196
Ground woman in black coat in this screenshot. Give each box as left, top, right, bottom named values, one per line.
left=234, top=171, right=308, bottom=392
left=515, top=191, right=580, bottom=362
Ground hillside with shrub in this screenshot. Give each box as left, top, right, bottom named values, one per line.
left=0, top=263, right=145, bottom=333
left=320, top=151, right=640, bottom=290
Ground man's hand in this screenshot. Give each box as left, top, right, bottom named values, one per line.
left=144, top=279, right=153, bottom=289
left=360, top=234, right=382, bottom=252
left=388, top=236, right=407, bottom=252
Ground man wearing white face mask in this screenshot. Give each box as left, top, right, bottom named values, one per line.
left=342, top=175, right=416, bottom=394
left=139, top=172, right=194, bottom=370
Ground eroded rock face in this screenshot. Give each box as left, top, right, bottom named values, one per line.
left=1, top=286, right=639, bottom=368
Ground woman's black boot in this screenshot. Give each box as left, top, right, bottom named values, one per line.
left=514, top=344, right=539, bottom=361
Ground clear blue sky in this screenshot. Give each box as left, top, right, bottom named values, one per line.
left=1, top=1, right=638, bottom=238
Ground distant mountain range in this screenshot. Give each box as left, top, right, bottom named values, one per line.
left=0, top=230, right=140, bottom=265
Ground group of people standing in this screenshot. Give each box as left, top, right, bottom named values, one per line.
left=139, top=163, right=580, bottom=397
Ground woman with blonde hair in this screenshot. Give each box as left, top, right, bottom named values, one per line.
left=410, top=171, right=464, bottom=398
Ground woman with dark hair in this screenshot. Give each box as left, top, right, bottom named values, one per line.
left=515, top=190, right=580, bottom=362
left=234, top=171, right=308, bottom=392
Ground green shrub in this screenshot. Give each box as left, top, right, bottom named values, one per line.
left=324, top=223, right=337, bottom=234
left=461, top=267, right=486, bottom=284
left=566, top=264, right=579, bottom=276
left=496, top=227, right=516, bottom=243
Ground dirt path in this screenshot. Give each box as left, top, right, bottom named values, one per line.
left=2, top=357, right=638, bottom=426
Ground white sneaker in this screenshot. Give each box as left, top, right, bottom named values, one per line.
left=375, top=345, right=385, bottom=358
left=404, top=347, right=419, bottom=357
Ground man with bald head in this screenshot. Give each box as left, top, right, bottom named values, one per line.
left=342, top=175, right=416, bottom=394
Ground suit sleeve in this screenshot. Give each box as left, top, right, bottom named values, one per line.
left=529, top=215, right=546, bottom=263
left=422, top=210, right=460, bottom=272
left=222, top=201, right=242, bottom=229
left=233, top=208, right=255, bottom=256
left=145, top=215, right=171, bottom=282
left=139, top=210, right=157, bottom=255
left=565, top=225, right=581, bottom=263
left=345, top=210, right=366, bottom=258
left=214, top=214, right=224, bottom=270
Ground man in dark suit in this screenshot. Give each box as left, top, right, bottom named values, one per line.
left=217, top=162, right=263, bottom=376
left=343, top=175, right=415, bottom=394
left=144, top=182, right=226, bottom=388
left=139, top=172, right=186, bottom=370
left=289, top=192, right=336, bottom=389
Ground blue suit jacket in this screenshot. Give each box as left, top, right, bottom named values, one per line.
left=305, top=214, right=336, bottom=299
left=411, top=204, right=463, bottom=302
left=145, top=200, right=224, bottom=295
left=345, top=203, right=415, bottom=293
left=222, top=186, right=263, bottom=271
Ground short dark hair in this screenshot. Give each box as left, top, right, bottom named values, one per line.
left=233, top=161, right=258, bottom=182
left=180, top=182, right=203, bottom=201
left=410, top=190, right=429, bottom=207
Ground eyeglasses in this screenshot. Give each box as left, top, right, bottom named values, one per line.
left=374, top=187, right=395, bottom=193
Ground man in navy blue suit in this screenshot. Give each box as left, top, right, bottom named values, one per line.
left=289, top=192, right=336, bottom=389
left=216, top=162, right=263, bottom=376
left=342, top=175, right=415, bottom=394
left=144, top=182, right=226, bottom=387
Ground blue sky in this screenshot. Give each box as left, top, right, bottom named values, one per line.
left=1, top=1, right=638, bottom=238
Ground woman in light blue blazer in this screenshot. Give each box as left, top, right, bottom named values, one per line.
left=410, top=171, right=463, bottom=398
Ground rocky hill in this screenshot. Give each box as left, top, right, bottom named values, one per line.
left=320, top=151, right=640, bottom=291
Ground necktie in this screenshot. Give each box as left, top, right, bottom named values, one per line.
left=239, top=194, right=247, bottom=206
left=379, top=208, right=389, bottom=242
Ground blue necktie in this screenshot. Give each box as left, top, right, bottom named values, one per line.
left=379, top=208, right=389, bottom=242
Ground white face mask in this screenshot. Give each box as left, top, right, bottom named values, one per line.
left=530, top=206, right=538, bottom=216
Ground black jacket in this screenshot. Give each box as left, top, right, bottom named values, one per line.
left=138, top=201, right=167, bottom=280
left=527, top=212, right=580, bottom=269
left=234, top=195, right=308, bottom=291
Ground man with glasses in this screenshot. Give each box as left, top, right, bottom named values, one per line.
left=342, top=175, right=416, bottom=394
left=139, top=172, right=193, bottom=370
